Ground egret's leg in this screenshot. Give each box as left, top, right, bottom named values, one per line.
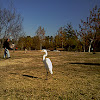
left=46, top=71, right=48, bottom=80
left=47, top=71, right=48, bottom=76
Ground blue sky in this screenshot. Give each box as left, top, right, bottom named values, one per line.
left=0, top=0, right=100, bottom=36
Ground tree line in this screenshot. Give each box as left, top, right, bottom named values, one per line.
left=0, top=5, right=100, bottom=52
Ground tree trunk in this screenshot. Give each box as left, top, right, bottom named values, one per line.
left=62, top=41, right=63, bottom=48
left=84, top=45, right=85, bottom=52
left=88, top=39, right=93, bottom=53
left=40, top=43, right=42, bottom=50
left=88, top=45, right=91, bottom=52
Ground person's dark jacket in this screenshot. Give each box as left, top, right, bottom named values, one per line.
left=3, top=40, right=12, bottom=50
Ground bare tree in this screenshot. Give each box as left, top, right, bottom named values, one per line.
left=36, top=26, right=45, bottom=50
left=0, top=3, right=24, bottom=49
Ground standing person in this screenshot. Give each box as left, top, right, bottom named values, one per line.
left=3, top=39, right=12, bottom=59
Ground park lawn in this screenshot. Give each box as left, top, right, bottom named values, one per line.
left=0, top=50, right=100, bottom=100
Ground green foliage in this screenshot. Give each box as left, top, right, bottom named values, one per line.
left=56, top=23, right=79, bottom=51
left=18, top=36, right=40, bottom=50
left=32, top=36, right=40, bottom=50
left=17, top=23, right=81, bottom=51
left=17, top=37, right=25, bottom=50
left=54, top=35, right=61, bottom=48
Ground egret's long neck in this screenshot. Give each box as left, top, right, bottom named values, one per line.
left=43, top=51, right=47, bottom=60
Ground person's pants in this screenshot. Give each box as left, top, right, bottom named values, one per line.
left=4, top=49, right=10, bottom=58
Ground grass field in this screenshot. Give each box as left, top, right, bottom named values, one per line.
left=0, top=50, right=100, bottom=100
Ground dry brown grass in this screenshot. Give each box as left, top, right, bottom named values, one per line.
left=0, top=50, right=100, bottom=100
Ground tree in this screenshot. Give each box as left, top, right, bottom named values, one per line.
left=44, top=36, right=50, bottom=49
left=49, top=36, right=54, bottom=48
left=88, top=5, right=100, bottom=52
left=18, top=37, right=25, bottom=50
left=57, top=27, right=66, bottom=48
left=32, top=36, right=40, bottom=50
left=24, top=36, right=33, bottom=50
left=64, top=23, right=78, bottom=51
left=79, top=5, right=100, bottom=52
left=36, top=26, right=45, bottom=50
left=54, top=34, right=61, bottom=49
left=0, top=3, right=24, bottom=48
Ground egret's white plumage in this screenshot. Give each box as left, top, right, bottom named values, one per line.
left=41, top=49, right=53, bottom=78
left=44, top=58, right=53, bottom=74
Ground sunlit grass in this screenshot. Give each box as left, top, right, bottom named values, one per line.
left=0, top=50, right=100, bottom=100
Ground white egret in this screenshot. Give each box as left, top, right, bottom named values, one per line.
left=41, top=49, right=53, bottom=79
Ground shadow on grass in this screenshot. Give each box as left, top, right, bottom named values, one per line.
left=23, top=75, right=38, bottom=79
left=70, top=62, right=100, bottom=66
left=10, top=73, right=42, bottom=79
